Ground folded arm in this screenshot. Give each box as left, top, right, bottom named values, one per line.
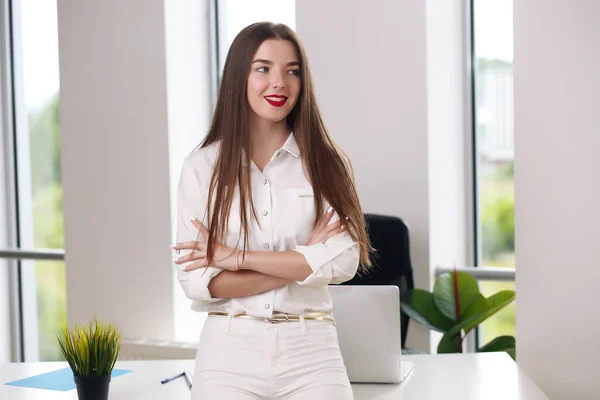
left=204, top=233, right=359, bottom=297
left=208, top=270, right=291, bottom=298
left=240, top=232, right=359, bottom=287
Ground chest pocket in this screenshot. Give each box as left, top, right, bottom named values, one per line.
left=282, top=187, right=317, bottom=243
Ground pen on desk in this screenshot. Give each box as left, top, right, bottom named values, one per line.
left=184, top=369, right=193, bottom=389
left=161, top=371, right=185, bottom=384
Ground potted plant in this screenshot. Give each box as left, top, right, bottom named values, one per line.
left=400, top=268, right=516, bottom=359
left=57, top=318, right=122, bottom=400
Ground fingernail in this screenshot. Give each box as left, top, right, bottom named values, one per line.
left=190, top=216, right=197, bottom=222
left=328, top=207, right=334, bottom=214
left=171, top=244, right=177, bottom=248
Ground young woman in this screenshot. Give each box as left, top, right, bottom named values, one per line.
left=172, top=22, right=371, bottom=400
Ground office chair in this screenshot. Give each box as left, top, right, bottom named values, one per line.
left=341, top=213, right=415, bottom=349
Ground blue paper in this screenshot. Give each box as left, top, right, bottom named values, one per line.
left=5, top=368, right=132, bottom=391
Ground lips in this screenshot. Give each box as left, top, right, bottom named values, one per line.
left=264, top=95, right=288, bottom=107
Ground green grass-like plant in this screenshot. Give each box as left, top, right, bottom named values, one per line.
left=56, top=318, right=122, bottom=377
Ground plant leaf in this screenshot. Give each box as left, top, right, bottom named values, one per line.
left=446, top=290, right=516, bottom=337
left=463, top=290, right=515, bottom=335
left=55, top=317, right=122, bottom=377
left=461, top=293, right=487, bottom=323
left=506, top=348, right=516, bottom=361
left=433, top=272, right=481, bottom=322
left=437, top=333, right=462, bottom=353
left=477, top=335, right=516, bottom=353
left=400, top=289, right=455, bottom=332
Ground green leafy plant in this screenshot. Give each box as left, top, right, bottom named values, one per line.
left=400, top=269, right=516, bottom=359
left=57, top=318, right=122, bottom=376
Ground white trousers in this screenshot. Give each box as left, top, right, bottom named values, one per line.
left=191, top=315, right=354, bottom=400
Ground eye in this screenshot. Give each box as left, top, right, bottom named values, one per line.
left=288, top=69, right=301, bottom=76
left=256, top=66, right=269, bottom=73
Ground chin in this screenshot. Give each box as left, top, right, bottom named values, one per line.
left=258, top=110, right=290, bottom=123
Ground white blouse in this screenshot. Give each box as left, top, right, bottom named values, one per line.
left=175, top=133, right=359, bottom=318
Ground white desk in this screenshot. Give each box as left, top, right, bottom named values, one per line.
left=1, top=353, right=547, bottom=399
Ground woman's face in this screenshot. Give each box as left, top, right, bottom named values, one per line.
left=246, top=39, right=301, bottom=124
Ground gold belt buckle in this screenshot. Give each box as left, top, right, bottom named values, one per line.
left=265, top=313, right=289, bottom=323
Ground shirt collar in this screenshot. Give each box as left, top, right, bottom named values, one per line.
left=281, top=132, right=300, bottom=158
left=241, top=132, right=300, bottom=168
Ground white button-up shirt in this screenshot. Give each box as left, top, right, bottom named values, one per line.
left=176, top=133, right=359, bottom=317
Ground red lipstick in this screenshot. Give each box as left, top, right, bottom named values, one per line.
left=264, top=94, right=288, bottom=107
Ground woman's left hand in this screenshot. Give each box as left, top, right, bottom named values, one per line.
left=172, top=218, right=241, bottom=272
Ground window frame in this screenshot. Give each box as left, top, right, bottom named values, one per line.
left=1, top=0, right=65, bottom=362
left=468, top=0, right=516, bottom=350
left=1, top=0, right=24, bottom=363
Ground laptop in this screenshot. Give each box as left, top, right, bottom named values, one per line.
left=328, top=285, right=414, bottom=383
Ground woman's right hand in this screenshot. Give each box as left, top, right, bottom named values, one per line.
left=173, top=218, right=242, bottom=272
left=307, top=207, right=346, bottom=246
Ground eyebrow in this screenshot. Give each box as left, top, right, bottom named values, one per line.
left=252, top=59, right=300, bottom=67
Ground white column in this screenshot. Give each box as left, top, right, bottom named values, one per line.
left=514, top=1, right=600, bottom=397
left=57, top=0, right=212, bottom=341
left=425, top=0, right=469, bottom=352
left=425, top=0, right=469, bottom=285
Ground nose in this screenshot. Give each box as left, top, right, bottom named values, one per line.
left=271, top=70, right=286, bottom=90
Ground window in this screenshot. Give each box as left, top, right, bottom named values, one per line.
left=216, top=0, right=296, bottom=75
left=5, top=0, right=65, bottom=361
left=471, top=0, right=515, bottom=345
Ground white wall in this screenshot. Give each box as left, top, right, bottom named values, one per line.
left=296, top=0, right=444, bottom=351
left=514, top=1, right=600, bottom=398
left=57, top=0, right=175, bottom=340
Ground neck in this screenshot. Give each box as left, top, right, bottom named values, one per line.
left=248, top=115, right=290, bottom=159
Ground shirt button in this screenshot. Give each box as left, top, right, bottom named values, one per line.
left=262, top=210, right=269, bottom=216
left=264, top=304, right=271, bottom=310
left=263, top=243, right=270, bottom=250
left=263, top=178, right=268, bottom=185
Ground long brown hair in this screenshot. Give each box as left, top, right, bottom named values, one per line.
left=199, top=22, right=372, bottom=271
